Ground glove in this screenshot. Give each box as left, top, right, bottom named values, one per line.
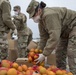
left=35, top=54, right=45, bottom=64
left=12, top=33, right=18, bottom=40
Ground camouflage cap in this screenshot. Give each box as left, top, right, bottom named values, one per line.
left=26, top=0, right=39, bottom=18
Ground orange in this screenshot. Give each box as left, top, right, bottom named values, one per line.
left=34, top=49, right=39, bottom=53
left=39, top=67, right=46, bottom=74
left=35, top=73, right=41, bottom=75
left=0, top=69, right=7, bottom=75
left=1, top=60, right=11, bottom=68
left=29, top=52, right=35, bottom=57
left=67, top=72, right=73, bottom=75
left=12, top=62, right=19, bottom=69
left=22, top=71, right=26, bottom=75
left=50, top=65, right=57, bottom=70
left=39, top=62, right=45, bottom=66
left=25, top=70, right=33, bottom=75
left=7, top=68, right=17, bottom=75
left=39, top=49, right=43, bottom=53
left=34, top=54, right=39, bottom=59
left=47, top=71, right=55, bottom=75
left=30, top=48, right=35, bottom=52
left=28, top=56, right=33, bottom=62
left=42, top=74, right=47, bottom=75
left=62, top=70, right=67, bottom=74
left=17, top=66, right=23, bottom=72
left=21, top=64, right=28, bottom=71
left=32, top=61, right=36, bottom=65
left=37, top=66, right=43, bottom=71
left=63, top=74, right=68, bottom=75
left=28, top=67, right=33, bottom=70
left=47, top=68, right=51, bottom=71
left=56, top=70, right=63, bottom=75
left=18, top=73, right=23, bottom=75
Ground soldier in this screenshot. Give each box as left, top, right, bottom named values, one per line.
left=13, top=5, right=32, bottom=57
left=26, top=0, right=76, bottom=74
left=24, top=27, right=33, bottom=57
left=26, top=27, right=33, bottom=46
left=0, top=0, right=17, bottom=61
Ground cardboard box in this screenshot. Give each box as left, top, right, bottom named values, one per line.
left=16, top=58, right=33, bottom=67
left=15, top=54, right=56, bottom=67
left=7, top=32, right=12, bottom=39
left=27, top=41, right=38, bottom=50
left=8, top=49, right=18, bottom=62
left=44, top=54, right=56, bottom=68
left=47, top=54, right=56, bottom=66
left=46, top=50, right=56, bottom=66
left=8, top=39, right=18, bottom=50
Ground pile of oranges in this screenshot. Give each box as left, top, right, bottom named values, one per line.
left=0, top=60, right=73, bottom=75
left=0, top=60, right=28, bottom=75
left=28, top=48, right=44, bottom=66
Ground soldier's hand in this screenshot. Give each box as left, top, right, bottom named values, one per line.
left=34, top=54, right=45, bottom=64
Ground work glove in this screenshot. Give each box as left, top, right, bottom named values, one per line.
left=11, top=28, right=18, bottom=40
left=35, top=54, right=45, bottom=64
left=12, top=32, right=18, bottom=40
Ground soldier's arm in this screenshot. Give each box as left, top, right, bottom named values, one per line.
left=43, top=14, right=61, bottom=56
left=37, top=22, right=49, bottom=51
left=22, top=14, right=27, bottom=23
left=2, top=1, right=15, bottom=30
left=20, top=14, right=27, bottom=23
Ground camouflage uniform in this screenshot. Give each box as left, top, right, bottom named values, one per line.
left=26, top=27, right=33, bottom=46
left=13, top=6, right=32, bottom=57
left=0, top=0, right=15, bottom=61
left=26, top=0, right=76, bottom=74
left=25, top=27, right=33, bottom=57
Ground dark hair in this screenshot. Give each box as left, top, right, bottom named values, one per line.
left=39, top=1, right=46, bottom=9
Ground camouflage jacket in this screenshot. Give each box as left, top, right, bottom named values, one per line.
left=38, top=7, right=76, bottom=56
left=13, top=13, right=27, bottom=31
left=26, top=27, right=33, bottom=45
left=0, top=0, right=15, bottom=33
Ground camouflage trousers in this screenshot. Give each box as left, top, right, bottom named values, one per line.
left=56, top=26, right=76, bottom=75
left=18, top=33, right=29, bottom=58
left=0, top=32, right=8, bottom=61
